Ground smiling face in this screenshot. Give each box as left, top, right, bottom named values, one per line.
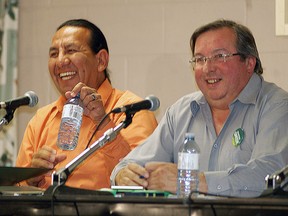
left=48, top=26, right=106, bottom=95
left=193, top=27, right=255, bottom=109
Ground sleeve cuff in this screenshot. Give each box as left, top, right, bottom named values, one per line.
left=205, top=171, right=231, bottom=196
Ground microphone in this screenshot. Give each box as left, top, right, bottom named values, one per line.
left=112, top=95, right=160, bottom=114
left=0, top=91, right=38, bottom=110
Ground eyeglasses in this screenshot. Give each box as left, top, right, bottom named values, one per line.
left=189, top=53, right=243, bottom=68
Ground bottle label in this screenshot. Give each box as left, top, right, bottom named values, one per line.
left=62, top=104, right=83, bottom=120
left=178, top=153, right=199, bottom=170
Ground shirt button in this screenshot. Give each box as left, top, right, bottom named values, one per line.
left=191, top=102, right=199, bottom=112
left=217, top=185, right=222, bottom=190
left=213, top=144, right=218, bottom=148
left=243, top=186, right=248, bottom=190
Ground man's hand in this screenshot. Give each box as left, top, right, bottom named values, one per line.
left=115, top=162, right=208, bottom=195
left=65, top=82, right=110, bottom=129
left=198, top=172, right=208, bottom=194
left=27, top=145, right=66, bottom=187
left=115, top=163, right=149, bottom=188
left=145, top=162, right=178, bottom=193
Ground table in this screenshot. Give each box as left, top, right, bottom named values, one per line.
left=0, top=186, right=288, bottom=216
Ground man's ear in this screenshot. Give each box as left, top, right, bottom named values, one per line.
left=97, top=49, right=109, bottom=72
left=246, top=56, right=256, bottom=75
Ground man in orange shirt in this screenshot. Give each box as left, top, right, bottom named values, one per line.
left=16, top=19, right=158, bottom=190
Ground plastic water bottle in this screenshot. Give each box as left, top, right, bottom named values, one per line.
left=57, top=93, right=84, bottom=150
left=177, top=133, right=200, bottom=198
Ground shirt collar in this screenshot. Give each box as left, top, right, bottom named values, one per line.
left=97, top=78, right=113, bottom=107
left=190, top=92, right=203, bottom=116
left=236, top=73, right=262, bottom=105
left=55, top=95, right=66, bottom=112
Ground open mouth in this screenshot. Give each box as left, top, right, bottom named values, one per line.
left=59, top=71, right=76, bottom=80
left=207, top=79, right=221, bottom=84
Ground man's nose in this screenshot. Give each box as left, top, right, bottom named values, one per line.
left=57, top=53, right=70, bottom=68
left=202, top=58, right=216, bottom=73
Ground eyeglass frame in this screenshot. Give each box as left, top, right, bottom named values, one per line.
left=189, top=53, right=244, bottom=68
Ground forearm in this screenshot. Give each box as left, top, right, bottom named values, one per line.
left=204, top=159, right=281, bottom=198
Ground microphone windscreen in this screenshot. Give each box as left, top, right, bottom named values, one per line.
left=25, top=91, right=38, bottom=107
left=145, top=95, right=160, bottom=111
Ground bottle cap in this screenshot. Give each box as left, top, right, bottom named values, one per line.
left=75, top=92, right=81, bottom=98
left=185, top=133, right=195, bottom=139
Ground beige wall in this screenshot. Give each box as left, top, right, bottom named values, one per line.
left=17, top=0, right=288, bottom=148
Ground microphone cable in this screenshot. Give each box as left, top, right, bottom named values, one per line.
left=50, top=183, right=80, bottom=216
left=84, top=110, right=113, bottom=150
left=51, top=184, right=62, bottom=216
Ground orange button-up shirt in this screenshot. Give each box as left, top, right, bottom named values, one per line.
left=16, top=79, right=158, bottom=190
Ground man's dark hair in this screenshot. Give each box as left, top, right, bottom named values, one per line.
left=190, top=19, right=263, bottom=75
left=57, top=19, right=111, bottom=82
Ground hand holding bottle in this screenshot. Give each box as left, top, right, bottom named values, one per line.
left=65, top=82, right=110, bottom=128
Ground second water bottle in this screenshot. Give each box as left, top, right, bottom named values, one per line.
left=177, top=133, right=200, bottom=198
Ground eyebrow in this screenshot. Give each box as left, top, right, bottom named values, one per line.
left=194, top=48, right=230, bottom=56
left=49, top=43, right=79, bottom=53
left=49, top=47, right=57, bottom=52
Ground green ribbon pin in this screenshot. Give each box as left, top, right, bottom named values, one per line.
left=232, top=128, right=245, bottom=147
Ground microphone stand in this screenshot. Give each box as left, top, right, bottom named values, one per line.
left=0, top=109, right=15, bottom=131
left=262, top=165, right=288, bottom=196
left=48, top=111, right=134, bottom=192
